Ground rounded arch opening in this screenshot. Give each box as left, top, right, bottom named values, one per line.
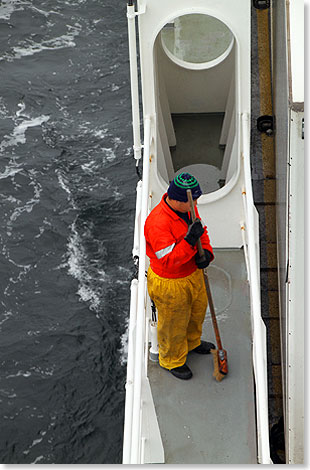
left=154, top=12, right=238, bottom=196
left=160, top=13, right=234, bottom=70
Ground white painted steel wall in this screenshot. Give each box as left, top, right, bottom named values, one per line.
left=271, top=0, right=304, bottom=463
left=156, top=38, right=235, bottom=114
left=137, top=0, right=251, bottom=248
left=289, top=0, right=304, bottom=104
left=286, top=110, right=304, bottom=464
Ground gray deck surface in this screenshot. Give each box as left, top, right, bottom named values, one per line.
left=170, top=114, right=225, bottom=194
left=148, top=249, right=257, bottom=464
left=171, top=113, right=225, bottom=171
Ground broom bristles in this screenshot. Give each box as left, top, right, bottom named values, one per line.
left=210, top=348, right=226, bottom=382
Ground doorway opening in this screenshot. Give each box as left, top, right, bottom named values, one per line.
left=155, top=13, right=237, bottom=194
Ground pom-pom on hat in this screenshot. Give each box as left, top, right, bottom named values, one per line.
left=167, top=172, right=202, bottom=202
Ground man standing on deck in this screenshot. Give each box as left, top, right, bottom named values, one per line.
left=144, top=173, right=215, bottom=380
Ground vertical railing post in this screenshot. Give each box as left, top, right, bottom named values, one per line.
left=127, top=2, right=142, bottom=163
left=122, top=279, right=139, bottom=464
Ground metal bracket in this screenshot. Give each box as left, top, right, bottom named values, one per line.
left=127, top=0, right=146, bottom=18
left=257, top=115, right=274, bottom=135
left=135, top=0, right=146, bottom=16
left=253, top=0, right=270, bottom=9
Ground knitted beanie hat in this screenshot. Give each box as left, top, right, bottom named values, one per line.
left=167, top=172, right=202, bottom=202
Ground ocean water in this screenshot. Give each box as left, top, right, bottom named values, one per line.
left=0, top=0, right=136, bottom=463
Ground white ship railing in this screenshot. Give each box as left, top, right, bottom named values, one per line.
left=241, top=113, right=272, bottom=464
left=127, top=2, right=141, bottom=162
left=123, top=116, right=152, bottom=464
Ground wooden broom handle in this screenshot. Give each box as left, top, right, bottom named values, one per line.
left=186, top=190, right=204, bottom=258
left=186, top=189, right=223, bottom=350
left=203, top=270, right=223, bottom=350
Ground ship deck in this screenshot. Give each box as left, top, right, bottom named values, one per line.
left=148, top=249, right=257, bottom=464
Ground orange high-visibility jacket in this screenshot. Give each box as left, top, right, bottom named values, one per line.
left=144, top=193, right=214, bottom=279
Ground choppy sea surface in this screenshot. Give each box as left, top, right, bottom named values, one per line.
left=0, top=0, right=136, bottom=463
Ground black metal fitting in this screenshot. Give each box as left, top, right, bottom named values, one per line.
left=151, top=300, right=157, bottom=322
left=135, top=160, right=142, bottom=180
left=257, top=115, right=274, bottom=135
left=253, top=0, right=270, bottom=9
left=270, top=417, right=286, bottom=464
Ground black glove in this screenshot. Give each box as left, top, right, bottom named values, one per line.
left=184, top=219, right=204, bottom=246
left=195, top=249, right=213, bottom=269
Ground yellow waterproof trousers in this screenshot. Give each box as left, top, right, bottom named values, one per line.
left=147, top=267, right=208, bottom=370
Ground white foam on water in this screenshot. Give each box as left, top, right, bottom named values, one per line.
left=0, top=166, right=23, bottom=180
left=56, top=170, right=79, bottom=212
left=0, top=98, right=9, bottom=118
left=0, top=115, right=50, bottom=150
left=2, top=24, right=81, bottom=62
left=113, top=188, right=123, bottom=200
left=115, top=266, right=132, bottom=286
left=31, top=365, right=55, bottom=377
left=0, top=0, right=25, bottom=20
left=30, top=5, right=61, bottom=17
left=92, top=128, right=108, bottom=139
left=31, top=456, right=44, bottom=464
left=7, top=179, right=42, bottom=236
left=119, top=318, right=129, bottom=366
left=77, top=285, right=101, bottom=311
left=102, top=147, right=116, bottom=163
left=30, top=438, right=43, bottom=447
left=27, top=330, right=41, bottom=336
left=64, top=0, right=87, bottom=4
left=81, top=160, right=98, bottom=174
left=3, top=195, right=19, bottom=204
left=117, top=266, right=132, bottom=364
left=6, top=370, right=32, bottom=378
left=0, top=388, right=17, bottom=397
left=56, top=171, right=72, bottom=199
left=34, top=218, right=52, bottom=239
left=4, top=265, right=33, bottom=296
left=13, top=419, right=46, bottom=453
left=55, top=96, right=69, bottom=116
left=67, top=221, right=105, bottom=313
left=113, top=136, right=123, bottom=145
left=15, top=101, right=27, bottom=118
left=0, top=310, right=14, bottom=330
left=6, top=258, right=31, bottom=270
left=6, top=364, right=54, bottom=380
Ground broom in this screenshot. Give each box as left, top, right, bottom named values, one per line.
left=187, top=189, right=228, bottom=381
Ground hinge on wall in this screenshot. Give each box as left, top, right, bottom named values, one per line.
left=302, top=118, right=304, bottom=139
left=253, top=0, right=270, bottom=9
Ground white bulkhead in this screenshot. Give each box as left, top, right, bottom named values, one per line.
left=136, top=0, right=251, bottom=248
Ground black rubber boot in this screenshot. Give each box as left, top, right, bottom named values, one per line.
left=192, top=340, right=215, bottom=354
left=170, top=364, right=192, bottom=380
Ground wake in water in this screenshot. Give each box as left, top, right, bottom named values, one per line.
left=0, top=0, right=136, bottom=463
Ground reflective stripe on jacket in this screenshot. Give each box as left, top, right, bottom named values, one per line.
left=144, top=193, right=214, bottom=279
